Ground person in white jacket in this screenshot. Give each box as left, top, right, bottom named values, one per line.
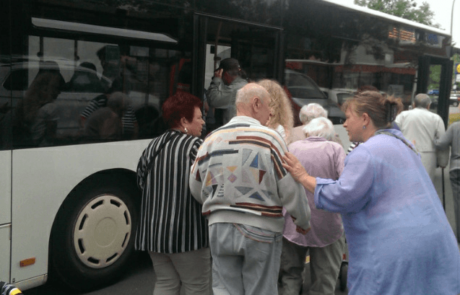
left=395, top=93, right=448, bottom=182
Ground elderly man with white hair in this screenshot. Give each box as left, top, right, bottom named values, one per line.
left=279, top=117, right=345, bottom=295
left=190, top=83, right=311, bottom=295
left=395, top=93, right=449, bottom=182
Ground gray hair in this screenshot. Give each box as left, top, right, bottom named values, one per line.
left=414, top=93, right=431, bottom=108
left=302, top=117, right=335, bottom=141
left=236, top=83, right=270, bottom=105
left=299, top=103, right=328, bottom=124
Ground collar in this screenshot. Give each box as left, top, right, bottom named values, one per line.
left=228, top=116, right=263, bottom=126
left=306, top=136, right=327, bottom=142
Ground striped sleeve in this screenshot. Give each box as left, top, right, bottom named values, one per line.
left=80, top=96, right=107, bottom=118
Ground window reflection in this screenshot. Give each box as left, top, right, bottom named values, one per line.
left=0, top=2, right=193, bottom=150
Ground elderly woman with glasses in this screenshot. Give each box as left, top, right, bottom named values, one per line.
left=282, top=91, right=460, bottom=295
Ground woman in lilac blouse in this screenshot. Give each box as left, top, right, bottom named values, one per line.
left=283, top=91, right=460, bottom=295
left=279, top=117, right=345, bottom=295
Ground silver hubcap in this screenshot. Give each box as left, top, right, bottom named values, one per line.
left=73, top=194, right=131, bottom=269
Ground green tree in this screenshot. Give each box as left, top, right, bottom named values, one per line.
left=354, top=0, right=440, bottom=28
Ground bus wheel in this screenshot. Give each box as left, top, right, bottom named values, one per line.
left=50, top=175, right=139, bottom=291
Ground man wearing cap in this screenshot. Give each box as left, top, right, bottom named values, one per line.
left=206, top=58, right=248, bottom=125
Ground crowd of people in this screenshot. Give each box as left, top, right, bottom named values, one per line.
left=135, top=58, right=460, bottom=295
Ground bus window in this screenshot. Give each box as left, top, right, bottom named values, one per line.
left=4, top=4, right=194, bottom=149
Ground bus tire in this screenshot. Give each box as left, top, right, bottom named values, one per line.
left=50, top=174, right=139, bottom=291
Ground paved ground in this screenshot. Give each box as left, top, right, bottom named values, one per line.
left=24, top=251, right=349, bottom=295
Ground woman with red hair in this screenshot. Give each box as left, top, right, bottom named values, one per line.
left=136, top=92, right=210, bottom=295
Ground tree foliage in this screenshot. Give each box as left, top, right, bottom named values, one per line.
left=354, top=0, right=440, bottom=28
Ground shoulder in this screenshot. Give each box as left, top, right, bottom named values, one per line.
left=452, top=121, right=460, bottom=129
left=232, top=77, right=248, bottom=88
left=328, top=140, right=344, bottom=151
left=190, top=136, right=203, bottom=147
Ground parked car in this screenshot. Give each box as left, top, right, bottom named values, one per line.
left=428, top=89, right=439, bottom=95
left=320, top=87, right=355, bottom=106
left=0, top=58, right=160, bottom=147
left=450, top=93, right=460, bottom=107
left=284, top=69, right=346, bottom=126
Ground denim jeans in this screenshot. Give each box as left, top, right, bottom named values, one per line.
left=209, top=223, right=282, bottom=295
left=149, top=247, right=211, bottom=295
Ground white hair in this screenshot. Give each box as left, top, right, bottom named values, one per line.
left=303, top=117, right=335, bottom=141
left=236, top=83, right=270, bottom=105
left=414, top=93, right=431, bottom=108
left=299, top=103, right=328, bottom=124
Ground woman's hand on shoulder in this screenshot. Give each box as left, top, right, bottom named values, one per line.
left=282, top=152, right=308, bottom=182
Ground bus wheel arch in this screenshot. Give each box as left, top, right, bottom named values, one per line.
left=49, top=169, right=140, bottom=291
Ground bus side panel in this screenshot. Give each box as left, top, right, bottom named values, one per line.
left=0, top=152, right=11, bottom=225
left=10, top=140, right=150, bottom=284
left=0, top=151, right=12, bottom=283
left=0, top=225, right=11, bottom=284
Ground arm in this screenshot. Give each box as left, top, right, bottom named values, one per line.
left=275, top=151, right=311, bottom=231
left=277, top=172, right=311, bottom=232
left=206, top=78, right=234, bottom=109
left=315, top=148, right=374, bottom=213
left=189, top=144, right=206, bottom=204
left=434, top=124, right=453, bottom=149
left=136, top=146, right=149, bottom=190
left=435, top=118, right=449, bottom=168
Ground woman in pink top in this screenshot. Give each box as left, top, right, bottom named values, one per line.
left=279, top=117, right=345, bottom=295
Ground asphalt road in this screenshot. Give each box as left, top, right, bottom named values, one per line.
left=24, top=251, right=349, bottom=295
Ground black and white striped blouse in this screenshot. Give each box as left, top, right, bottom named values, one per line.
left=135, top=129, right=208, bottom=253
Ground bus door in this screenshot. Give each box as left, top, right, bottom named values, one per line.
left=417, top=55, right=454, bottom=126
left=196, top=15, right=282, bottom=132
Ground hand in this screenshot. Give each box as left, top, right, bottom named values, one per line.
left=296, top=226, right=311, bottom=235
left=282, top=152, right=309, bottom=182
left=214, top=69, right=223, bottom=78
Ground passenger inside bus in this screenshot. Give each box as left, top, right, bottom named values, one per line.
left=14, top=71, right=63, bottom=148
left=63, top=62, right=104, bottom=93
left=83, top=92, right=130, bottom=143
left=206, top=58, right=248, bottom=125
left=80, top=80, right=138, bottom=140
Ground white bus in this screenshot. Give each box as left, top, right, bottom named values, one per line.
left=0, top=0, right=454, bottom=291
